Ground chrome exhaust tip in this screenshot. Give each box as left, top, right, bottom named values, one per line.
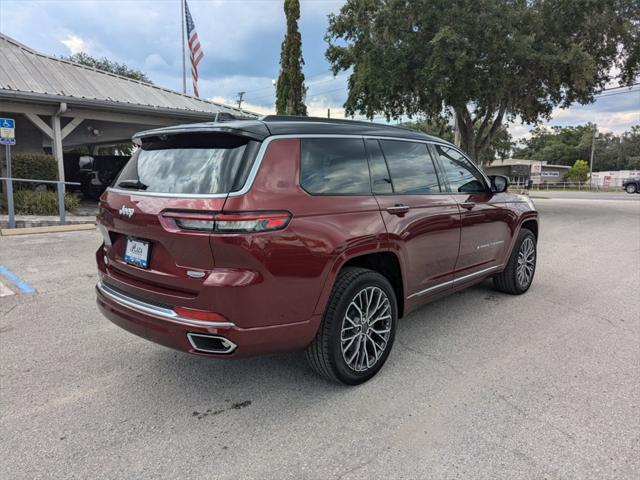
left=187, top=333, right=237, bottom=354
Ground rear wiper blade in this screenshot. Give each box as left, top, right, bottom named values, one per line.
left=117, top=180, right=148, bottom=190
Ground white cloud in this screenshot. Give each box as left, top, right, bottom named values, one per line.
left=60, top=34, right=89, bottom=55
left=507, top=123, right=532, bottom=141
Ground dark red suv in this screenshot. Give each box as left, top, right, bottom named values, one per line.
left=96, top=116, right=538, bottom=384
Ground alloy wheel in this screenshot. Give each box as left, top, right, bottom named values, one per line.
left=516, top=237, right=536, bottom=288
left=340, top=286, right=392, bottom=372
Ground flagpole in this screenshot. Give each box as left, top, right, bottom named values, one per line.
left=180, top=0, right=186, bottom=94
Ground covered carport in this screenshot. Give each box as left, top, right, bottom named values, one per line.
left=0, top=33, right=256, bottom=187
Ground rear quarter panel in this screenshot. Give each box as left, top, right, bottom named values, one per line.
left=216, top=138, right=388, bottom=328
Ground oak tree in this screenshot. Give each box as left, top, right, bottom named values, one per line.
left=326, top=0, right=640, bottom=161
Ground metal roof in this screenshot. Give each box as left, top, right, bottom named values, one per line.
left=0, top=33, right=256, bottom=119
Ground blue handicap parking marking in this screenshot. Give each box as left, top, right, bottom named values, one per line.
left=0, top=265, right=35, bottom=294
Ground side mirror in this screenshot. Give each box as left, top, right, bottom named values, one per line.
left=490, top=175, right=509, bottom=193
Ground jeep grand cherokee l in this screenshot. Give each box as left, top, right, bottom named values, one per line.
left=95, top=116, right=539, bottom=385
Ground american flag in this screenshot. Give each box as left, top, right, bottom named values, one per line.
left=185, top=0, right=204, bottom=97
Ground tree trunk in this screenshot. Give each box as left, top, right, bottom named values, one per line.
left=454, top=104, right=507, bottom=164
left=455, top=108, right=477, bottom=160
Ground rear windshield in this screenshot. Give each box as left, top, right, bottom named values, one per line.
left=113, top=133, right=259, bottom=194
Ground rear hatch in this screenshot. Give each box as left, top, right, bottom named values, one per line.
left=98, top=130, right=262, bottom=303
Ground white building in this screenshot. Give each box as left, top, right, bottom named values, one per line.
left=591, top=170, right=640, bottom=188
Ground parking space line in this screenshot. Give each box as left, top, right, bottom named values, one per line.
left=0, top=266, right=35, bottom=294
left=0, top=280, right=14, bottom=297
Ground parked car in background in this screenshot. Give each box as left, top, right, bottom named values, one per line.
left=622, top=176, right=640, bottom=194
left=95, top=116, right=539, bottom=384
left=78, top=155, right=130, bottom=200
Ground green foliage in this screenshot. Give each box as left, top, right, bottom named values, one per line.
left=275, top=0, right=308, bottom=115
left=63, top=52, right=152, bottom=83
left=12, top=191, right=80, bottom=215
left=565, top=160, right=590, bottom=182
left=402, top=117, right=454, bottom=143
left=513, top=124, right=640, bottom=171
left=325, top=0, right=640, bottom=162
left=11, top=153, right=58, bottom=189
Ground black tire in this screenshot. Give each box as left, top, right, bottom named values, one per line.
left=305, top=267, right=398, bottom=385
left=625, top=183, right=637, bottom=194
left=493, top=228, right=537, bottom=295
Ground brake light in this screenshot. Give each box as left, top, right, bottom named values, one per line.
left=161, top=211, right=291, bottom=233
left=173, top=306, right=228, bottom=323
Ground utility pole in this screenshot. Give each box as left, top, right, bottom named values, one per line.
left=327, top=108, right=330, bottom=119
left=237, top=91, right=246, bottom=110
left=180, top=0, right=186, bottom=94
left=589, top=125, right=597, bottom=191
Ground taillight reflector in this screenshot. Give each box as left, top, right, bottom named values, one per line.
left=173, top=307, right=228, bottom=323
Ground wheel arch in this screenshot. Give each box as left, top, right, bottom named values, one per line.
left=502, top=213, right=539, bottom=264
left=314, top=250, right=406, bottom=319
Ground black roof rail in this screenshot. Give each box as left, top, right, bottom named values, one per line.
left=262, top=115, right=374, bottom=126
left=260, top=115, right=423, bottom=133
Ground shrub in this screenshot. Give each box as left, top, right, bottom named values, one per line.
left=10, top=153, right=58, bottom=190
left=12, top=190, right=80, bottom=216
left=565, top=159, right=590, bottom=183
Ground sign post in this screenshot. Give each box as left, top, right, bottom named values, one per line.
left=1, top=118, right=16, bottom=229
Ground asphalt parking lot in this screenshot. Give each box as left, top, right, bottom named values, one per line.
left=1, top=193, right=639, bottom=479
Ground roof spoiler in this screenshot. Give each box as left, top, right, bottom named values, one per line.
left=214, top=112, right=256, bottom=122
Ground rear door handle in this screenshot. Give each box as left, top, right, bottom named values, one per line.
left=386, top=204, right=410, bottom=215
left=460, top=202, right=475, bottom=210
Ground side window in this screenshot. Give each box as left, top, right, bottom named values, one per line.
left=364, top=139, right=393, bottom=194
left=379, top=140, right=441, bottom=194
left=434, top=145, right=487, bottom=193
left=300, top=138, right=371, bottom=195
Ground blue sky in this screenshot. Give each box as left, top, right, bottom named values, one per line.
left=1, top=0, right=638, bottom=140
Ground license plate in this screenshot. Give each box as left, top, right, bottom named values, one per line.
left=124, top=238, right=150, bottom=268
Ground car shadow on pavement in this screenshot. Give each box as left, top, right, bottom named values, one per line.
left=133, top=280, right=500, bottom=403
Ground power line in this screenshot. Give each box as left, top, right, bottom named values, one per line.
left=244, top=71, right=349, bottom=103
left=242, top=75, right=639, bottom=111
left=595, top=87, right=640, bottom=98
left=599, top=82, right=640, bottom=92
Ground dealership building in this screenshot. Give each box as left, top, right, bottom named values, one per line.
left=0, top=33, right=255, bottom=182
left=483, top=159, right=570, bottom=186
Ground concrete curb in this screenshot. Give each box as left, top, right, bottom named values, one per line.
left=1, top=223, right=96, bottom=236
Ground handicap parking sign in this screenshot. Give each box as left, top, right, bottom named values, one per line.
left=0, top=117, right=16, bottom=145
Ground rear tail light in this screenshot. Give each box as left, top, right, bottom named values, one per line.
left=160, top=211, right=291, bottom=234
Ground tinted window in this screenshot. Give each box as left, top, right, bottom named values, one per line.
left=434, top=145, right=486, bottom=193
left=364, top=139, right=393, bottom=194
left=113, top=134, right=255, bottom=194
left=300, top=138, right=371, bottom=195
left=379, top=140, right=440, bottom=194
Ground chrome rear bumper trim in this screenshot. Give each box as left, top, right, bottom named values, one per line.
left=96, top=280, right=236, bottom=328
